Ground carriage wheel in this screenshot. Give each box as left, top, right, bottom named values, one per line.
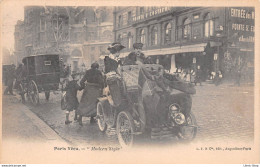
left=45, top=91, right=50, bottom=101
left=96, top=102, right=107, bottom=132
left=28, top=80, right=39, bottom=106
left=116, top=111, right=135, bottom=148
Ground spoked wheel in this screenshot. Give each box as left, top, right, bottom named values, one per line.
left=116, top=111, right=135, bottom=148
left=45, top=91, right=50, bottom=101
left=28, top=80, right=39, bottom=106
left=177, top=112, right=197, bottom=141
left=97, top=102, right=107, bottom=132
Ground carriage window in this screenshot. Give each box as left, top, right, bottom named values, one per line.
left=44, top=61, right=51, bottom=66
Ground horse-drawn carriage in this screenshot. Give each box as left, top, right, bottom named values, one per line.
left=19, top=54, right=60, bottom=105
left=96, top=63, right=197, bottom=148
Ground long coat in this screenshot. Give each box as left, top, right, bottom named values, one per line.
left=77, top=68, right=104, bottom=117
left=64, top=80, right=81, bottom=111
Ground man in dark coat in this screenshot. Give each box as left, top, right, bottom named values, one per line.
left=4, top=64, right=16, bottom=95
left=77, top=62, right=104, bottom=125
left=123, top=43, right=145, bottom=65
left=63, top=73, right=81, bottom=124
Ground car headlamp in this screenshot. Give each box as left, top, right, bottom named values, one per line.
left=169, top=103, right=180, bottom=112
left=174, top=113, right=185, bottom=125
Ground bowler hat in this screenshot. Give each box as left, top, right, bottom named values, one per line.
left=133, top=43, right=143, bottom=50
left=107, top=42, right=125, bottom=54
left=91, top=62, right=99, bottom=69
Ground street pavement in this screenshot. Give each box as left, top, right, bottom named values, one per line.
left=1, top=90, right=68, bottom=163
left=2, top=81, right=254, bottom=148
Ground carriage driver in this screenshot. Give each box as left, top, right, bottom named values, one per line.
left=123, top=43, right=146, bottom=65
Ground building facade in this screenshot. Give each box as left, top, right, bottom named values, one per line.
left=14, top=20, right=25, bottom=65
left=14, top=6, right=113, bottom=72
left=113, top=7, right=255, bottom=81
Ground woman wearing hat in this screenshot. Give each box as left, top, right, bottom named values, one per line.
left=104, top=42, right=125, bottom=73
left=77, top=62, right=104, bottom=125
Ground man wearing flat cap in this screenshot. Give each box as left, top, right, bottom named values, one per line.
left=104, top=42, right=125, bottom=73
left=123, top=43, right=146, bottom=65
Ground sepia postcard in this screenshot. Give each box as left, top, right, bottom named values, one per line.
left=0, top=0, right=259, bottom=164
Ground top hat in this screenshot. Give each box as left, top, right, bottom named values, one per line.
left=133, top=43, right=143, bottom=50
left=107, top=42, right=125, bottom=54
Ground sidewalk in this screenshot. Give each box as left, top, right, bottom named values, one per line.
left=2, top=86, right=65, bottom=143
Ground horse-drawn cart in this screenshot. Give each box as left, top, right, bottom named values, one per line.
left=20, top=54, right=60, bottom=105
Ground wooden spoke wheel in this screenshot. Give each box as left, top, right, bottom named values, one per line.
left=97, top=102, right=107, bottom=132
left=28, top=80, right=39, bottom=106
left=116, top=111, right=135, bottom=148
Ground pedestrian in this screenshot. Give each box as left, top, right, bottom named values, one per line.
left=14, top=64, right=23, bottom=90
left=4, top=64, right=16, bottom=95
left=214, top=71, right=223, bottom=86
left=62, top=73, right=81, bottom=124
left=234, top=68, right=241, bottom=86
left=194, top=66, right=202, bottom=86
left=77, top=62, right=104, bottom=126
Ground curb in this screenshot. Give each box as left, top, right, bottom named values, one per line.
left=5, top=89, right=64, bottom=142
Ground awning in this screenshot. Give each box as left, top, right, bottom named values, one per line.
left=142, top=43, right=207, bottom=56
left=209, top=41, right=222, bottom=47
left=100, top=43, right=207, bottom=59
left=119, top=43, right=207, bottom=57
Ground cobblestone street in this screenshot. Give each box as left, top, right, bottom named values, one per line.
left=5, top=81, right=253, bottom=147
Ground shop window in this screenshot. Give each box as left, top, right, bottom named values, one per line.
left=151, top=26, right=158, bottom=46
left=204, top=13, right=214, bottom=38
left=128, top=11, right=132, bottom=25
left=140, top=7, right=145, bottom=15
left=118, top=15, right=122, bottom=28
left=183, top=18, right=191, bottom=39
left=165, top=23, right=172, bottom=43
left=140, top=29, right=145, bottom=44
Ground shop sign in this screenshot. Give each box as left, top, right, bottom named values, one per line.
left=228, top=7, right=254, bottom=51
left=133, top=7, right=172, bottom=22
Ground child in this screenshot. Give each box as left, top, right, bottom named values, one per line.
left=63, top=73, right=81, bottom=125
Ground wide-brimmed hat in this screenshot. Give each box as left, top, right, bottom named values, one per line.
left=107, top=42, right=125, bottom=54
left=133, top=43, right=143, bottom=50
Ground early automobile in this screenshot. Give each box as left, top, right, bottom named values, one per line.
left=96, top=62, right=197, bottom=148
left=19, top=54, right=60, bottom=105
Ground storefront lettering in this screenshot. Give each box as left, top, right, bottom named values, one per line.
left=229, top=7, right=254, bottom=46
left=230, top=8, right=254, bottom=19
left=238, top=35, right=254, bottom=43
left=133, top=7, right=171, bottom=22
left=232, top=24, right=254, bottom=32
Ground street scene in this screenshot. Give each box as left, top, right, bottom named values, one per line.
left=2, top=6, right=255, bottom=149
